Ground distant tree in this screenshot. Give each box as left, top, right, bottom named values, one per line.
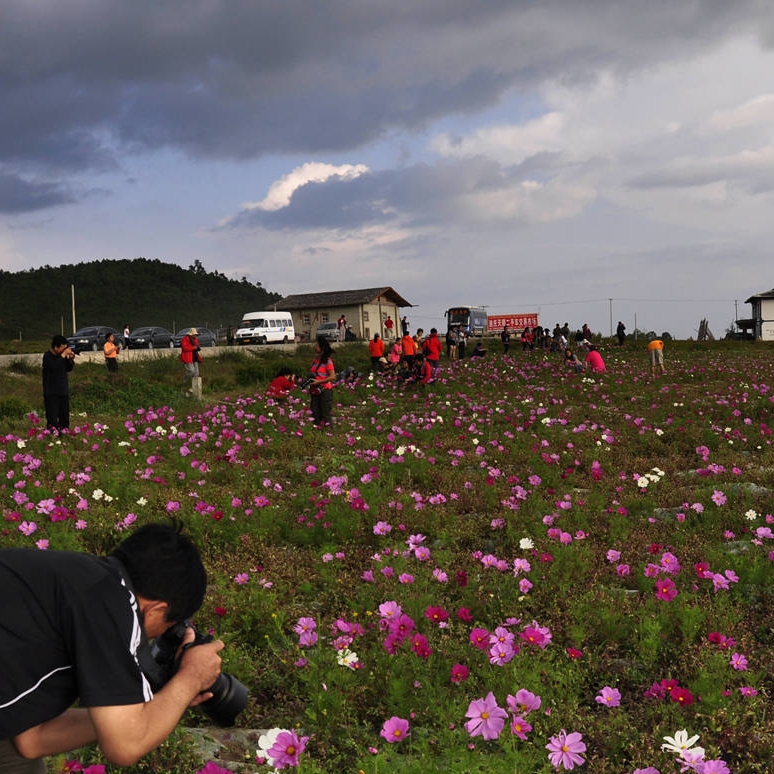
left=661, top=332, right=672, bottom=341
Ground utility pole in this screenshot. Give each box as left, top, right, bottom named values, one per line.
left=71, top=285, right=76, bottom=334
left=609, top=299, right=613, bottom=337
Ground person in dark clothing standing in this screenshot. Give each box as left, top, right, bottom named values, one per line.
left=616, top=321, right=626, bottom=346
left=42, top=334, right=75, bottom=432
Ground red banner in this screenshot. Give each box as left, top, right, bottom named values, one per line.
left=487, top=313, right=539, bottom=332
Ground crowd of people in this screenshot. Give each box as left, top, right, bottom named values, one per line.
left=42, top=318, right=664, bottom=435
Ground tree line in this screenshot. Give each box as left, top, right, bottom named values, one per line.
left=0, top=258, right=282, bottom=340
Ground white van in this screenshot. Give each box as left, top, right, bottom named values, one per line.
left=235, top=311, right=295, bottom=345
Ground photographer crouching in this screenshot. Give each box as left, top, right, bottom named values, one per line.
left=0, top=523, right=246, bottom=771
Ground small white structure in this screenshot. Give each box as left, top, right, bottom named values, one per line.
left=741, top=288, right=774, bottom=341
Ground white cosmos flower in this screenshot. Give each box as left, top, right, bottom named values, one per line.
left=337, top=649, right=359, bottom=669
left=257, top=727, right=285, bottom=765
left=661, top=729, right=702, bottom=755
left=519, top=537, right=534, bottom=550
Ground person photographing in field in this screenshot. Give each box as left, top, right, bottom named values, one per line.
left=0, top=523, right=224, bottom=772
left=42, top=334, right=76, bottom=432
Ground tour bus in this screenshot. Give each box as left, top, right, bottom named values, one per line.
left=444, top=305, right=488, bottom=337
left=235, top=311, right=295, bottom=345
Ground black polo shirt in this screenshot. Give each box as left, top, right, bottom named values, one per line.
left=0, top=549, right=151, bottom=739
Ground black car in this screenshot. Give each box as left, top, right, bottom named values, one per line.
left=126, top=326, right=175, bottom=349
left=173, top=327, right=217, bottom=348
left=67, top=326, right=123, bottom=353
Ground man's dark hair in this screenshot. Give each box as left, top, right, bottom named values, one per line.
left=276, top=367, right=294, bottom=377
left=111, top=523, right=207, bottom=622
left=51, top=334, right=69, bottom=347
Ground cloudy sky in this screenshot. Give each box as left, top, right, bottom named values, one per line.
left=2, top=1, right=774, bottom=338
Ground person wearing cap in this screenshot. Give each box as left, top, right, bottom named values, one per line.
left=180, top=328, right=201, bottom=378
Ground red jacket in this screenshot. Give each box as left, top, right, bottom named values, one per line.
left=180, top=334, right=200, bottom=364
left=423, top=333, right=443, bottom=361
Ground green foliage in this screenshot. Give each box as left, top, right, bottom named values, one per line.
left=0, top=258, right=281, bottom=340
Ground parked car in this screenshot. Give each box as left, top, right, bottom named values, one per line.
left=315, top=322, right=339, bottom=342
left=173, top=327, right=217, bottom=348
left=126, top=326, right=174, bottom=349
left=67, top=326, right=123, bottom=353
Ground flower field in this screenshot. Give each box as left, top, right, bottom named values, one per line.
left=1, top=342, right=773, bottom=773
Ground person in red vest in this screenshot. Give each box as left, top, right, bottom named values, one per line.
left=384, top=316, right=394, bottom=338
left=422, top=328, right=443, bottom=376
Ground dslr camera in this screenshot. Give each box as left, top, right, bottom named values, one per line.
left=298, top=376, right=314, bottom=390
left=143, top=622, right=248, bottom=726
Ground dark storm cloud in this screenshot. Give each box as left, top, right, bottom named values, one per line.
left=225, top=156, right=529, bottom=231
left=1, top=0, right=770, bottom=173
left=0, top=172, right=75, bottom=213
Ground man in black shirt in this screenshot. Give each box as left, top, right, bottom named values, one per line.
left=0, top=524, right=223, bottom=771
left=42, top=335, right=75, bottom=432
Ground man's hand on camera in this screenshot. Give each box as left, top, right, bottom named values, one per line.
left=175, top=625, right=224, bottom=704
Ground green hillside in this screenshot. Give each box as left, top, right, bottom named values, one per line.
left=0, top=258, right=282, bottom=340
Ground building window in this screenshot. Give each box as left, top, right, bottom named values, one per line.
left=321, top=312, right=329, bottom=322
left=363, top=311, right=369, bottom=322
left=302, top=314, right=310, bottom=325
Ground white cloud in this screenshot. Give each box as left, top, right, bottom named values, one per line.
left=243, top=162, right=369, bottom=212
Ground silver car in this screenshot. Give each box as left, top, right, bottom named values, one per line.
left=315, top=322, right=339, bottom=342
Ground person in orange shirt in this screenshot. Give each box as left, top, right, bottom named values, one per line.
left=647, top=338, right=666, bottom=376
left=401, top=330, right=417, bottom=370
left=103, top=332, right=119, bottom=373
left=368, top=333, right=385, bottom=371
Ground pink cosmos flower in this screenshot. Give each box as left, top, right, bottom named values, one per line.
left=655, top=577, right=678, bottom=601
left=265, top=729, right=308, bottom=769
left=380, top=716, right=410, bottom=743
left=595, top=686, right=621, bottom=707
left=711, top=490, right=727, bottom=506
left=670, top=686, right=694, bottom=706
left=730, top=652, right=748, bottom=671
left=195, top=763, right=234, bottom=774
left=464, top=691, right=508, bottom=740
left=510, top=715, right=532, bottom=740
left=546, top=729, right=586, bottom=770
left=632, top=769, right=660, bottom=774
left=739, top=686, right=758, bottom=696
left=507, top=688, right=542, bottom=715
left=698, top=761, right=730, bottom=774
left=450, top=663, right=469, bottom=684
left=469, top=627, right=490, bottom=650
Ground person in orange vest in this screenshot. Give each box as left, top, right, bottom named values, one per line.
left=647, top=338, right=666, bottom=376
left=401, top=330, right=417, bottom=370
left=103, top=332, right=119, bottom=373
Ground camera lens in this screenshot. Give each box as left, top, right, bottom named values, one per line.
left=201, top=673, right=249, bottom=726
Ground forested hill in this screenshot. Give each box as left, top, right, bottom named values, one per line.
left=0, top=258, right=282, bottom=340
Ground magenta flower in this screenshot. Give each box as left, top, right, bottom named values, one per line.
left=546, top=729, right=586, bottom=770
left=711, top=489, right=727, bottom=506
left=595, top=686, right=621, bottom=707
left=655, top=577, right=678, bottom=601
left=739, top=686, right=758, bottom=696
left=265, top=729, right=308, bottom=769
left=464, top=691, right=508, bottom=740
left=510, top=715, right=532, bottom=740
left=380, top=716, right=410, bottom=743
left=450, top=663, right=469, bottom=684
left=699, top=761, right=730, bottom=774
left=195, top=763, right=234, bottom=774
left=507, top=688, right=542, bottom=715
left=730, top=652, right=748, bottom=671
